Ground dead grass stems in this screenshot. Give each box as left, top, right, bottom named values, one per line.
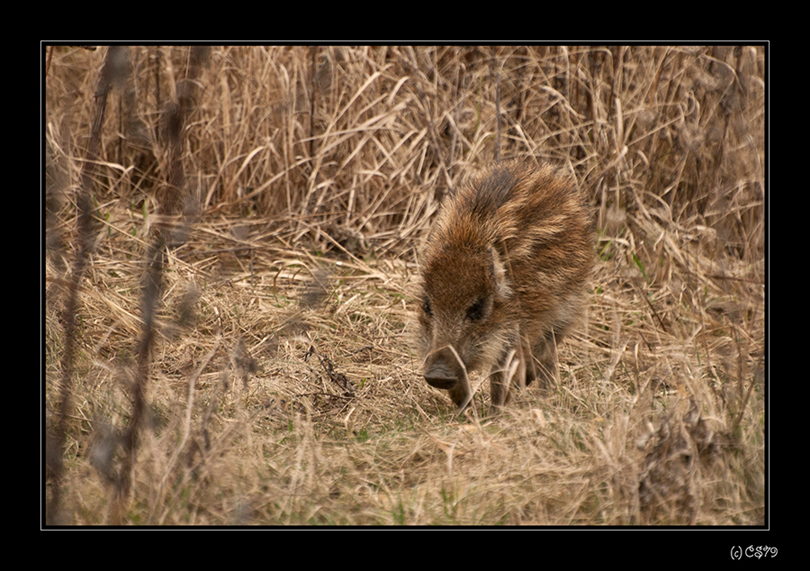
left=44, top=45, right=765, bottom=527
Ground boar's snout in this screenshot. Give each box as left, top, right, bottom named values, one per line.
left=423, top=346, right=465, bottom=390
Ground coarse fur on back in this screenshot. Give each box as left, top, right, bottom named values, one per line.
left=416, top=159, right=594, bottom=411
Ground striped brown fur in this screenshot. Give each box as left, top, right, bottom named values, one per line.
left=416, top=160, right=594, bottom=411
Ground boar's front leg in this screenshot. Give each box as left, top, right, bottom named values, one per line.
left=489, top=337, right=526, bottom=409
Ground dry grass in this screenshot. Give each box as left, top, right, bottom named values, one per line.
left=43, top=45, right=765, bottom=527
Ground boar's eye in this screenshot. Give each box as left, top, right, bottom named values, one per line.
left=421, top=296, right=432, bottom=317
left=466, top=297, right=487, bottom=321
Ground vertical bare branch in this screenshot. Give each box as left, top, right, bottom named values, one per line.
left=48, top=46, right=127, bottom=525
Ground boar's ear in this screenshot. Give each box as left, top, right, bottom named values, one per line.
left=489, top=246, right=512, bottom=300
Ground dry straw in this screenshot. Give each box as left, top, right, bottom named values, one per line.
left=44, top=45, right=765, bottom=526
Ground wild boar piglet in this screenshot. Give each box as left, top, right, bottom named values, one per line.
left=415, top=160, right=594, bottom=411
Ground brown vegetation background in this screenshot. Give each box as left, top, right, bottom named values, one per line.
left=44, top=45, right=766, bottom=526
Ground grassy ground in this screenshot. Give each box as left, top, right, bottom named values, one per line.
left=44, top=45, right=765, bottom=527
